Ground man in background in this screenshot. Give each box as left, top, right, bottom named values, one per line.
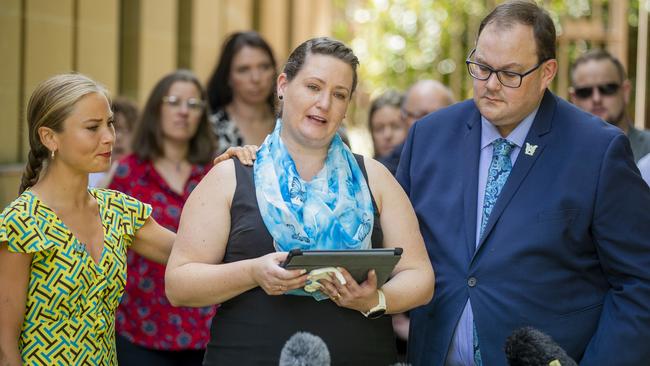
left=379, top=79, right=454, bottom=174
left=569, top=49, right=650, bottom=162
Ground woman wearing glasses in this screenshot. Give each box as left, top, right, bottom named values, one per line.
left=108, top=70, right=216, bottom=366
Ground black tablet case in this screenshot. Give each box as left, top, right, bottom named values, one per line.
left=282, top=248, right=403, bottom=286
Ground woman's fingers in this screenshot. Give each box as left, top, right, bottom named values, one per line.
left=243, top=144, right=259, bottom=160
left=212, top=147, right=238, bottom=165
left=264, top=274, right=306, bottom=295
left=364, top=269, right=378, bottom=289
left=318, top=279, right=341, bottom=300
left=256, top=252, right=307, bottom=295
left=319, top=269, right=382, bottom=311
left=240, top=146, right=255, bottom=165
left=335, top=267, right=358, bottom=289
left=212, top=146, right=258, bottom=165
left=284, top=272, right=308, bottom=290
left=236, top=145, right=259, bottom=166
left=236, top=147, right=254, bottom=165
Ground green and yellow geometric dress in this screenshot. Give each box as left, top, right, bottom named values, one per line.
left=0, top=188, right=151, bottom=365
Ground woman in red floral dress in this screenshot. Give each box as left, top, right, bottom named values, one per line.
left=108, top=70, right=216, bottom=365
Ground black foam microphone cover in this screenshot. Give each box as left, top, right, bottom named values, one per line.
left=505, top=327, right=577, bottom=366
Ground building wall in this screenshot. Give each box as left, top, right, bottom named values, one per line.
left=0, top=0, right=332, bottom=207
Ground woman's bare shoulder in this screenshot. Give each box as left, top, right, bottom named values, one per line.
left=192, top=159, right=237, bottom=205
left=363, top=156, right=396, bottom=187
left=361, top=156, right=401, bottom=212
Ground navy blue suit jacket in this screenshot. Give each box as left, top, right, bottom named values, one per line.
left=397, top=90, right=650, bottom=365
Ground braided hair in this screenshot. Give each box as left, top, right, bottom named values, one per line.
left=19, top=73, right=109, bottom=193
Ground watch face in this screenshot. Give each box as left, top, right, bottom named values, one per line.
left=367, top=309, right=386, bottom=319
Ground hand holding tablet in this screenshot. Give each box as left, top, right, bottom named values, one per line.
left=282, top=248, right=403, bottom=295
left=304, top=267, right=347, bottom=293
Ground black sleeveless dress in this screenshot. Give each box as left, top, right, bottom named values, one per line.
left=203, top=156, right=397, bottom=365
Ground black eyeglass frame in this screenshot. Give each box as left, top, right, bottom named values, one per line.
left=465, top=48, right=552, bottom=88
left=401, top=107, right=429, bottom=121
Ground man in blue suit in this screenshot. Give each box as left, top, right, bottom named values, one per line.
left=397, top=2, right=650, bottom=365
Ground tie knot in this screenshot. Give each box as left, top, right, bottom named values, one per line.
left=493, top=138, right=515, bottom=157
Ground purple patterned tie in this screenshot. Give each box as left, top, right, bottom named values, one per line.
left=474, top=138, right=515, bottom=365
left=480, top=138, right=515, bottom=237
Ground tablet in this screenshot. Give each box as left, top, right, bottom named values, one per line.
left=282, top=248, right=403, bottom=286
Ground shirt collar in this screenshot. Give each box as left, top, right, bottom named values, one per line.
left=480, top=106, right=539, bottom=150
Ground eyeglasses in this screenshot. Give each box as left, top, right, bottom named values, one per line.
left=571, top=83, right=620, bottom=99
left=465, top=49, right=551, bottom=88
left=162, top=95, right=206, bottom=112
left=401, top=108, right=429, bottom=121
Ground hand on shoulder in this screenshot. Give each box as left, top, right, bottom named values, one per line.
left=213, top=145, right=259, bottom=166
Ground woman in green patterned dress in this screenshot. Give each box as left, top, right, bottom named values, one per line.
left=0, top=73, right=176, bottom=365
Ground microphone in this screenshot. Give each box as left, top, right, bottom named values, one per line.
left=505, top=327, right=577, bottom=366
left=279, top=332, right=331, bottom=366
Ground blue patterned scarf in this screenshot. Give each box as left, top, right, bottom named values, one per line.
left=254, top=120, right=374, bottom=298
left=255, top=119, right=374, bottom=251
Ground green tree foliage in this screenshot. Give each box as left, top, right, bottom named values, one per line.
left=333, top=0, right=639, bottom=113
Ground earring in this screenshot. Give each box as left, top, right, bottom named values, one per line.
left=278, top=95, right=283, bottom=100
left=51, top=150, right=55, bottom=159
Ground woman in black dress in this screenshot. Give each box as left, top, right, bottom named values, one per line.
left=165, top=37, right=434, bottom=365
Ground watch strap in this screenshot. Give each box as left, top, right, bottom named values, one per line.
left=362, top=289, right=386, bottom=318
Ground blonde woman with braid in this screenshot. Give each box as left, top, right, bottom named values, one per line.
left=0, top=73, right=175, bottom=366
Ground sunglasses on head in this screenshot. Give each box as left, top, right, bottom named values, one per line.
left=572, top=83, right=620, bottom=99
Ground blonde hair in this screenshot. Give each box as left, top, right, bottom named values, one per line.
left=20, top=73, right=110, bottom=193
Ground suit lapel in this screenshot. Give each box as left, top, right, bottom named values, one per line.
left=474, top=90, right=556, bottom=255
left=463, top=108, right=482, bottom=260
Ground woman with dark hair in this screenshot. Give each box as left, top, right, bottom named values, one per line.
left=206, top=31, right=277, bottom=153
left=108, top=69, right=216, bottom=366
left=0, top=73, right=174, bottom=365
left=166, top=38, right=435, bottom=365
left=368, top=90, right=407, bottom=158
